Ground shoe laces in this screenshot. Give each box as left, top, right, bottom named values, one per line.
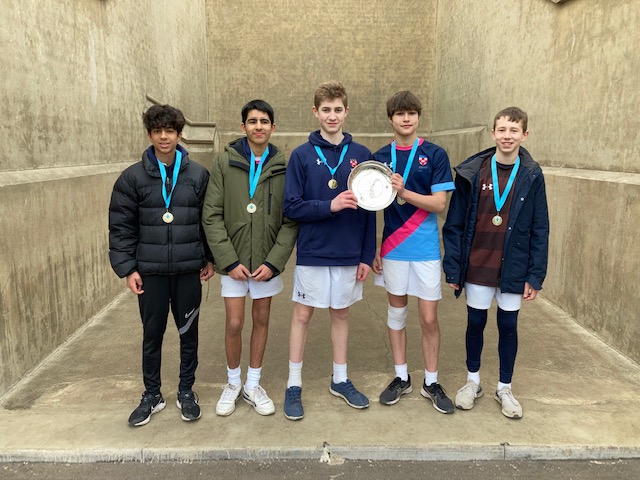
left=250, top=385, right=270, bottom=404
left=220, top=384, right=240, bottom=402
left=387, top=377, right=405, bottom=391
left=141, top=392, right=159, bottom=404
left=499, top=388, right=520, bottom=405
left=462, top=381, right=479, bottom=393
left=286, top=387, right=302, bottom=405
left=340, top=380, right=359, bottom=396
left=179, top=391, right=197, bottom=404
left=430, top=383, right=448, bottom=399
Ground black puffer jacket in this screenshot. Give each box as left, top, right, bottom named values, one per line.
left=109, top=145, right=212, bottom=278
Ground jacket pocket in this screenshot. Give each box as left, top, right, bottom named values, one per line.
left=507, top=234, right=530, bottom=279
left=228, top=221, right=247, bottom=243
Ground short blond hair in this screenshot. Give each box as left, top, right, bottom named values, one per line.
left=314, top=80, right=348, bottom=109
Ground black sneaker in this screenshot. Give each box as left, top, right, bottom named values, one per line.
left=379, top=375, right=413, bottom=405
left=128, top=392, right=166, bottom=426
left=420, top=382, right=455, bottom=414
left=176, top=390, right=201, bottom=422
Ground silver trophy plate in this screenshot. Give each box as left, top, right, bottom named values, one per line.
left=348, top=161, right=396, bottom=211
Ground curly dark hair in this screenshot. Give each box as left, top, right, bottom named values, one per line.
left=142, top=104, right=186, bottom=133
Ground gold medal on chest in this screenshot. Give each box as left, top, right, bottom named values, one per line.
left=247, top=203, right=257, bottom=214
left=328, top=178, right=338, bottom=189
left=492, top=214, right=503, bottom=226
left=397, top=198, right=406, bottom=205
left=162, top=211, right=174, bottom=223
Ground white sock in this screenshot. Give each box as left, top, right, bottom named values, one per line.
left=287, top=361, right=303, bottom=388
left=333, top=362, right=348, bottom=384
left=498, top=382, right=511, bottom=391
left=245, top=366, right=261, bottom=391
left=227, top=366, right=242, bottom=387
left=395, top=364, right=409, bottom=382
left=467, top=371, right=480, bottom=385
left=425, top=369, right=438, bottom=386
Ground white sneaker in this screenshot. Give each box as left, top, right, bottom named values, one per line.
left=242, top=385, right=276, bottom=416
left=494, top=387, right=523, bottom=418
left=216, top=383, right=242, bottom=416
left=455, top=381, right=483, bottom=410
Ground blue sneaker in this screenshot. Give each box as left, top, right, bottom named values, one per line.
left=330, top=378, right=369, bottom=409
left=284, top=386, right=304, bottom=420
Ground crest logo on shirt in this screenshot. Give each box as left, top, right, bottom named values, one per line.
left=418, top=156, right=429, bottom=166
left=316, top=158, right=322, bottom=166
left=482, top=183, right=493, bottom=191
left=350, top=158, right=358, bottom=168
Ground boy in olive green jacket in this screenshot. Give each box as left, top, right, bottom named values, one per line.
left=202, top=99, right=297, bottom=417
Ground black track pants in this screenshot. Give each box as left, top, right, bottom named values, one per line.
left=137, top=272, right=201, bottom=395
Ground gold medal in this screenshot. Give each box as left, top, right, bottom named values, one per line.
left=162, top=211, right=174, bottom=224
left=397, top=197, right=406, bottom=205
left=328, top=178, right=338, bottom=189
left=492, top=214, right=503, bottom=226
left=247, top=203, right=257, bottom=214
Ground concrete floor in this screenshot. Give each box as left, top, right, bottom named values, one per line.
left=1, top=256, right=639, bottom=463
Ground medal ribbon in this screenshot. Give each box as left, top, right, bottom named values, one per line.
left=314, top=144, right=349, bottom=179
left=491, top=154, right=520, bottom=213
left=249, top=146, right=269, bottom=200
left=390, top=138, right=420, bottom=184
left=157, top=150, right=183, bottom=211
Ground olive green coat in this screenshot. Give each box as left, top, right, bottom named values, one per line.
left=202, top=139, right=297, bottom=275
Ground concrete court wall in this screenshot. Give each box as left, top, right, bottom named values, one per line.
left=431, top=0, right=640, bottom=362
left=206, top=0, right=439, bottom=135
left=0, top=1, right=209, bottom=396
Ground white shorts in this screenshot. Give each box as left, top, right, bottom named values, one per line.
left=464, top=282, right=522, bottom=312
left=292, top=265, right=362, bottom=309
left=374, top=259, right=442, bottom=301
left=220, top=274, right=284, bottom=300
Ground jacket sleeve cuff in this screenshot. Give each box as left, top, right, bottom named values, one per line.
left=264, top=262, right=280, bottom=277
left=225, top=261, right=241, bottom=273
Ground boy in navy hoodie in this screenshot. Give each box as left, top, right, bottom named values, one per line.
left=282, top=81, right=376, bottom=420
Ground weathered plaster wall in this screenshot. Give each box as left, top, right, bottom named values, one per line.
left=0, top=0, right=209, bottom=395
left=206, top=0, right=438, bottom=134
left=433, top=0, right=640, bottom=173
left=432, top=0, right=640, bottom=361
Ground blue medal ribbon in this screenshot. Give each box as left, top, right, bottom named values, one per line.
left=157, top=150, right=183, bottom=211
left=390, top=138, right=420, bottom=184
left=249, top=146, right=269, bottom=200
left=314, top=144, right=349, bottom=180
left=491, top=154, right=520, bottom=214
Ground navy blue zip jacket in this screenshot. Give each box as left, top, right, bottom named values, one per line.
left=442, top=146, right=549, bottom=296
left=283, top=130, right=376, bottom=267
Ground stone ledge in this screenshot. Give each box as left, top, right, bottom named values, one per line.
left=0, top=162, right=134, bottom=188
left=544, top=166, right=640, bottom=185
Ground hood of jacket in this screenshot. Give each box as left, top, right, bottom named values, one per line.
left=308, top=130, right=353, bottom=149
left=454, top=146, right=541, bottom=183
left=225, top=137, right=285, bottom=174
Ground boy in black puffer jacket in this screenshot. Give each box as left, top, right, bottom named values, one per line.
left=109, top=104, right=214, bottom=426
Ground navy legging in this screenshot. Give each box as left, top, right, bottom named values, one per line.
left=465, top=305, right=519, bottom=384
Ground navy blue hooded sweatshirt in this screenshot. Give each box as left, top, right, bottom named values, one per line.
left=283, top=130, right=376, bottom=267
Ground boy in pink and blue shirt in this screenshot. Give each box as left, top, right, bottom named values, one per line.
left=372, top=91, right=456, bottom=414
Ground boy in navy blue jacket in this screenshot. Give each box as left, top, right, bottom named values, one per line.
left=442, top=107, right=549, bottom=419
left=282, top=81, right=376, bottom=420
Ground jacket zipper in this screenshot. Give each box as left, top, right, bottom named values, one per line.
left=166, top=176, right=173, bottom=272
